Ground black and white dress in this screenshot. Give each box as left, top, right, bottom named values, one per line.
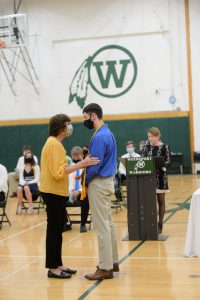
left=140, top=141, right=171, bottom=193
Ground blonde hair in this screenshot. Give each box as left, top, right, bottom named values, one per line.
left=148, top=127, right=161, bottom=137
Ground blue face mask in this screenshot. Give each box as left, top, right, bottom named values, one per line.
left=126, top=147, right=134, bottom=155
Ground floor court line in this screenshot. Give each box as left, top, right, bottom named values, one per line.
left=0, top=220, right=46, bottom=244
left=0, top=257, right=40, bottom=282
left=0, top=234, right=83, bottom=282
left=0, top=255, right=191, bottom=260
left=77, top=194, right=192, bottom=300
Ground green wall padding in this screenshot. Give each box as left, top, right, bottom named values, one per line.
left=0, top=116, right=191, bottom=173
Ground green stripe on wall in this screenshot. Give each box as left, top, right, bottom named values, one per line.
left=0, top=116, right=191, bottom=173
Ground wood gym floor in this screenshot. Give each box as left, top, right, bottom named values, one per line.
left=0, top=174, right=200, bottom=300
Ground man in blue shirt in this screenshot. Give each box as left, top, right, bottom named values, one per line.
left=83, top=103, right=119, bottom=280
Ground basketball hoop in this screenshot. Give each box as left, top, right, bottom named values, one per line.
left=0, top=40, right=6, bottom=48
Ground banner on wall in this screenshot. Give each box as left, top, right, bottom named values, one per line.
left=68, top=44, right=138, bottom=109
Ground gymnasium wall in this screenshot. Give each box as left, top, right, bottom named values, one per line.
left=0, top=115, right=191, bottom=174
left=0, top=0, right=198, bottom=155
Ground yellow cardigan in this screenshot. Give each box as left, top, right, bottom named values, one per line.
left=40, top=136, right=69, bottom=197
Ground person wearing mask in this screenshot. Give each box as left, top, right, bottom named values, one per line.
left=118, top=141, right=140, bottom=181
left=64, top=146, right=90, bottom=233
left=140, top=127, right=171, bottom=233
left=8, top=145, right=38, bottom=197
left=0, top=164, right=8, bottom=203
left=40, top=113, right=99, bottom=279
left=82, top=103, right=119, bottom=280
left=16, top=152, right=40, bottom=214
left=138, top=140, right=146, bottom=155
left=82, top=145, right=89, bottom=159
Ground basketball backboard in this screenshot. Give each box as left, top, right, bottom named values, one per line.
left=0, top=13, right=27, bottom=47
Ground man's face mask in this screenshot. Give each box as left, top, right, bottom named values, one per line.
left=83, top=118, right=94, bottom=130
left=126, top=147, right=135, bottom=155
left=66, top=124, right=73, bottom=137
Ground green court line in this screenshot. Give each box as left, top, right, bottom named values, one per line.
left=77, top=194, right=192, bottom=300
left=77, top=241, right=144, bottom=300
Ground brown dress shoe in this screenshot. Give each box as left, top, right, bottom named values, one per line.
left=85, top=269, right=113, bottom=280
left=113, top=263, right=120, bottom=272
left=96, top=263, right=119, bottom=272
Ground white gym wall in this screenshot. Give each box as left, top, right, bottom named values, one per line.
left=0, top=0, right=199, bottom=150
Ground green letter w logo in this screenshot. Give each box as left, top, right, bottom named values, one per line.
left=92, top=60, right=131, bottom=89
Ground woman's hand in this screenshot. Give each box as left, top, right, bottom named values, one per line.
left=72, top=191, right=80, bottom=200
left=80, top=155, right=100, bottom=168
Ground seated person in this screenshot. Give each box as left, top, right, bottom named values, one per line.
left=66, top=155, right=73, bottom=165
left=64, top=146, right=90, bottom=233
left=0, top=163, right=8, bottom=203
left=8, top=145, right=38, bottom=197
left=16, top=152, right=40, bottom=215
left=138, top=140, right=146, bottom=155
left=118, top=140, right=140, bottom=181
left=82, top=145, right=89, bottom=159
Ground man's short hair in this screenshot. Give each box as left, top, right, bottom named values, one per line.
left=22, top=145, right=31, bottom=152
left=49, top=114, right=71, bottom=137
left=83, top=103, right=103, bottom=119
left=71, top=146, right=83, bottom=157
left=126, top=140, right=135, bottom=146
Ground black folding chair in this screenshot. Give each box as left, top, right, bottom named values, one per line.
left=0, top=191, right=11, bottom=229
left=65, top=200, right=92, bottom=229
left=16, top=193, right=45, bottom=215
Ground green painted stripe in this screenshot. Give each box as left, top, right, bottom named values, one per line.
left=77, top=194, right=192, bottom=300
left=184, top=196, right=192, bottom=203
left=77, top=241, right=144, bottom=300
left=77, top=280, right=103, bottom=299
left=118, top=240, right=145, bottom=265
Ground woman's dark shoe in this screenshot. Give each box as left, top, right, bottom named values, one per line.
left=80, top=225, right=87, bottom=233
left=47, top=270, right=71, bottom=279
left=158, top=222, right=163, bottom=234
left=63, top=223, right=72, bottom=232
left=60, top=268, right=77, bottom=275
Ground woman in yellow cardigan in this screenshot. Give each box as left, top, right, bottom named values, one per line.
left=40, top=114, right=99, bottom=279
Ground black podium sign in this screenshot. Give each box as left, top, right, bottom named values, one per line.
left=126, top=157, right=158, bottom=240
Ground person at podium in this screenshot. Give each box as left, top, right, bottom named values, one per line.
left=118, top=140, right=140, bottom=181
left=140, top=127, right=171, bottom=233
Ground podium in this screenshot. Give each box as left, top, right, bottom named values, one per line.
left=126, top=157, right=160, bottom=240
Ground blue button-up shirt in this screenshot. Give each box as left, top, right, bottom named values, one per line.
left=86, top=124, right=117, bottom=184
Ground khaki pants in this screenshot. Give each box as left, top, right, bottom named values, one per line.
left=8, top=172, right=19, bottom=195
left=88, top=177, right=118, bottom=270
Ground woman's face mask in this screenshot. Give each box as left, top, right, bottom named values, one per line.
left=66, top=124, right=73, bottom=137
left=25, top=157, right=32, bottom=164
